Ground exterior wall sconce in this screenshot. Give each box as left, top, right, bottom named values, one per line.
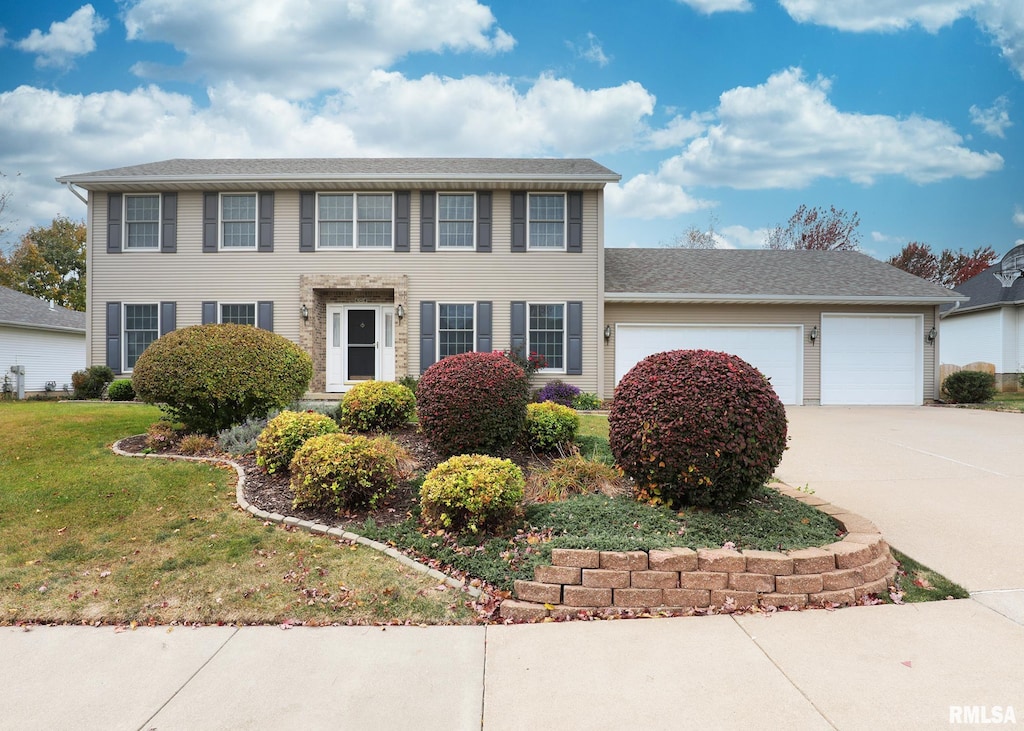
left=396, top=304, right=405, bottom=321
left=927, top=326, right=937, bottom=343
left=604, top=324, right=612, bottom=341
left=300, top=304, right=309, bottom=321
left=809, top=325, right=818, bottom=344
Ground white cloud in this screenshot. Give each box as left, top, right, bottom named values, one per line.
left=675, top=0, right=753, bottom=13
left=124, top=0, right=515, bottom=98
left=871, top=231, right=905, bottom=244
left=568, top=32, right=611, bottom=67
left=657, top=67, right=1003, bottom=189
left=717, top=224, right=774, bottom=249
left=606, top=174, right=713, bottom=219
left=15, top=4, right=108, bottom=69
left=1014, top=206, right=1024, bottom=227
left=973, top=1, right=1024, bottom=79
left=642, top=112, right=713, bottom=149
left=970, top=96, right=1012, bottom=137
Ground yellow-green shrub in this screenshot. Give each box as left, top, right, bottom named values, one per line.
left=255, top=410, right=339, bottom=474
left=524, top=402, right=579, bottom=452
left=290, top=433, right=409, bottom=511
left=339, top=380, right=416, bottom=432
left=419, top=454, right=524, bottom=534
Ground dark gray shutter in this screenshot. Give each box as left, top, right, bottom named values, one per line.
left=511, top=192, right=526, bottom=252
left=510, top=301, right=527, bottom=358
left=394, top=191, right=410, bottom=252
left=201, top=301, right=217, bottom=325
left=476, top=301, right=492, bottom=352
left=160, top=302, right=176, bottom=336
left=257, top=301, right=274, bottom=331
left=299, top=191, right=315, bottom=252
left=420, top=192, right=436, bottom=252
left=476, top=191, right=492, bottom=253
left=106, top=302, right=121, bottom=373
left=566, top=301, right=583, bottom=375
left=161, top=193, right=177, bottom=253
left=107, top=194, right=122, bottom=254
left=567, top=192, right=583, bottom=253
left=258, top=192, right=274, bottom=252
left=420, top=301, right=436, bottom=374
left=202, top=193, right=218, bottom=252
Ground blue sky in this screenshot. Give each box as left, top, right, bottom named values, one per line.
left=1, top=0, right=1022, bottom=261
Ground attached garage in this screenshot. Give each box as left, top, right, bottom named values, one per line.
left=602, top=249, right=965, bottom=405
left=615, top=323, right=803, bottom=404
left=820, top=314, right=922, bottom=405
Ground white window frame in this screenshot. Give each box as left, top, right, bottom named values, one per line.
left=437, top=302, right=476, bottom=361
left=123, top=194, right=161, bottom=251
left=218, top=302, right=257, bottom=326
left=527, top=193, right=567, bottom=251
left=219, top=192, right=259, bottom=250
left=436, top=192, right=477, bottom=251
left=527, top=301, right=567, bottom=374
left=315, top=192, right=395, bottom=250
left=123, top=302, right=160, bottom=373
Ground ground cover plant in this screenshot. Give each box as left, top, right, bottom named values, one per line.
left=0, top=402, right=472, bottom=626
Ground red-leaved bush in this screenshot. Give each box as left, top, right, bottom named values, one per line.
left=417, top=351, right=529, bottom=458
left=609, top=349, right=787, bottom=510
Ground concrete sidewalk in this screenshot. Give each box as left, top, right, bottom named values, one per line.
left=3, top=600, right=1023, bottom=730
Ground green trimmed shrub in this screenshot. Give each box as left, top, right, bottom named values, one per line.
left=131, top=324, right=313, bottom=435
left=572, top=392, right=603, bottom=411
left=942, top=370, right=997, bottom=404
left=525, top=401, right=579, bottom=452
left=106, top=378, right=135, bottom=401
left=290, top=433, right=409, bottom=511
left=417, top=351, right=529, bottom=457
left=339, top=380, right=416, bottom=432
left=255, top=410, right=339, bottom=474
left=419, top=454, right=524, bottom=534
left=71, top=365, right=114, bottom=399
left=609, top=349, right=788, bottom=511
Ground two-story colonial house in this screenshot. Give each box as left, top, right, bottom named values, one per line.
left=58, top=158, right=963, bottom=405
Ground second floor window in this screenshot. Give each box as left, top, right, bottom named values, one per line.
left=438, top=194, right=475, bottom=249
left=125, top=195, right=160, bottom=250
left=222, top=194, right=257, bottom=249
left=318, top=193, right=393, bottom=249
left=529, top=194, right=565, bottom=250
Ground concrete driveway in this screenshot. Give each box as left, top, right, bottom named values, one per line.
left=776, top=406, right=1024, bottom=605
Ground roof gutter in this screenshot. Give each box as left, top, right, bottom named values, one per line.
left=56, top=172, right=622, bottom=187
left=604, top=292, right=968, bottom=306
left=0, top=320, right=87, bottom=335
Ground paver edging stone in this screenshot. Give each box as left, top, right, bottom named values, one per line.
left=500, top=482, right=898, bottom=622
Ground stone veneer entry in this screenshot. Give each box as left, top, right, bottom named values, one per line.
left=500, top=484, right=898, bottom=621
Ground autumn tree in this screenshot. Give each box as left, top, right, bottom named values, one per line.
left=887, top=243, right=997, bottom=288
left=667, top=213, right=719, bottom=249
left=0, top=216, right=87, bottom=310
left=764, top=204, right=861, bottom=251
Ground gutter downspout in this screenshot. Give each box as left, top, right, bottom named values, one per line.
left=64, top=182, right=88, bottom=205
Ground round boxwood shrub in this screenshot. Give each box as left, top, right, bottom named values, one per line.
left=132, top=324, right=313, bottom=435
left=609, top=349, right=787, bottom=511
left=339, top=380, right=416, bottom=432
left=419, top=454, right=524, bottom=534
left=416, top=351, right=529, bottom=457
left=106, top=378, right=136, bottom=401
left=536, top=379, right=581, bottom=407
left=290, top=433, right=409, bottom=511
left=255, top=410, right=339, bottom=474
left=525, top=401, right=579, bottom=452
left=941, top=370, right=997, bottom=404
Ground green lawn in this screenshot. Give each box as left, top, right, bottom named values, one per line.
left=0, top=401, right=472, bottom=626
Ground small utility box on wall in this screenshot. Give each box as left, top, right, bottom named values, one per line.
left=9, top=365, right=25, bottom=400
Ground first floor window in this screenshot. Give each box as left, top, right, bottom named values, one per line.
left=528, top=194, right=565, bottom=249
left=125, top=195, right=160, bottom=250
left=438, top=303, right=474, bottom=358
left=220, top=303, right=256, bottom=325
left=529, top=303, right=564, bottom=370
left=124, top=304, right=159, bottom=370
left=438, top=193, right=475, bottom=249
left=221, top=194, right=257, bottom=248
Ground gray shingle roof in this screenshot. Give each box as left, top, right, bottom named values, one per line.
left=605, top=249, right=964, bottom=304
left=941, top=244, right=1024, bottom=316
left=58, top=158, right=620, bottom=188
left=0, top=286, right=86, bottom=333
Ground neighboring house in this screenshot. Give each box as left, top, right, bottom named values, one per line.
left=57, top=158, right=963, bottom=405
left=939, top=243, right=1024, bottom=391
left=0, top=285, right=86, bottom=394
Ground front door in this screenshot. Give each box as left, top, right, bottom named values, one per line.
left=325, top=304, right=395, bottom=391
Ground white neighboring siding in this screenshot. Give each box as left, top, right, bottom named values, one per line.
left=939, top=309, right=1005, bottom=369
left=1016, top=308, right=1024, bottom=374
left=0, top=326, right=85, bottom=391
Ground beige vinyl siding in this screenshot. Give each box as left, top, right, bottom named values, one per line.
left=603, top=302, right=939, bottom=403
left=88, top=189, right=603, bottom=392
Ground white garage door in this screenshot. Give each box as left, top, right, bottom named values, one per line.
left=614, top=324, right=803, bottom=405
left=820, top=314, right=922, bottom=405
